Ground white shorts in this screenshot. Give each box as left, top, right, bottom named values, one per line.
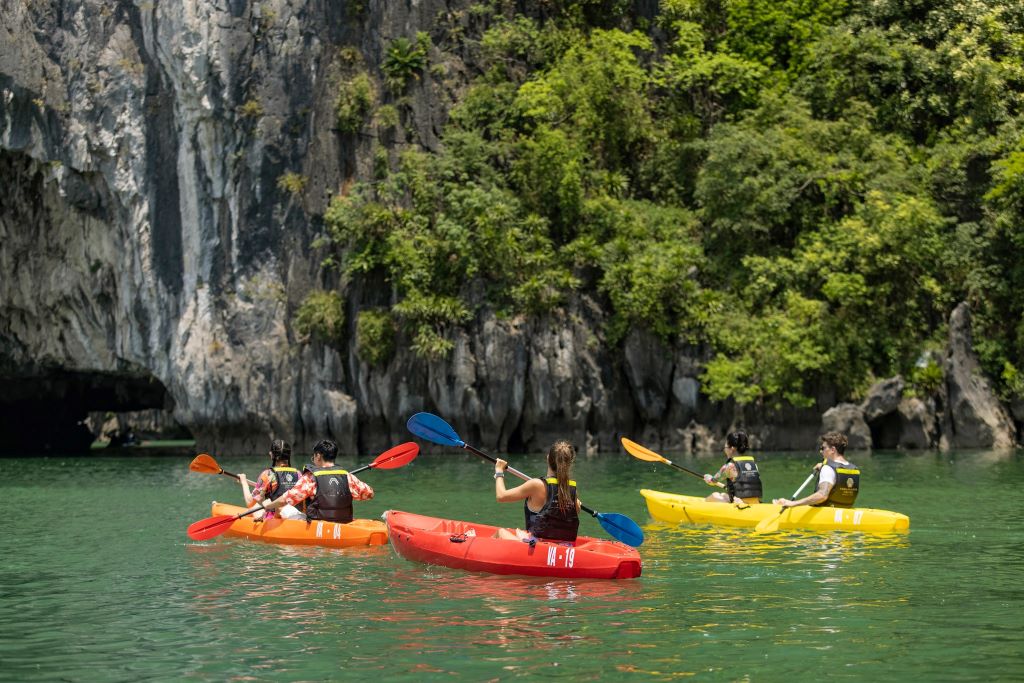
left=279, top=504, right=306, bottom=521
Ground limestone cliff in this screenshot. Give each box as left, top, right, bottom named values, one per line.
left=1, top=1, right=1018, bottom=455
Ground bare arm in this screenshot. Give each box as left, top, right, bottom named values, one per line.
left=778, top=481, right=831, bottom=508
left=494, top=458, right=545, bottom=506
left=239, top=474, right=255, bottom=507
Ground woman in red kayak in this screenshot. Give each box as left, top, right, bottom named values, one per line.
left=492, top=440, right=582, bottom=542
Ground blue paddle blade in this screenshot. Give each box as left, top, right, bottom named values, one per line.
left=595, top=512, right=645, bottom=547
left=406, top=412, right=466, bottom=448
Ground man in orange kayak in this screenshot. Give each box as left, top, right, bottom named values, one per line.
left=773, top=431, right=860, bottom=508
left=257, top=439, right=374, bottom=523
left=239, top=439, right=299, bottom=520
left=702, top=431, right=763, bottom=504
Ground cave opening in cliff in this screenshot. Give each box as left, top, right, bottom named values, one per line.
left=0, top=368, right=190, bottom=455
left=867, top=412, right=902, bottom=450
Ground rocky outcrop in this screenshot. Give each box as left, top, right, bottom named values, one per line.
left=821, top=403, right=871, bottom=449
left=942, top=303, right=1016, bottom=449
left=815, top=303, right=1017, bottom=451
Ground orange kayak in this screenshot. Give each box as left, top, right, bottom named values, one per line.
left=210, top=502, right=388, bottom=547
left=384, top=509, right=642, bottom=579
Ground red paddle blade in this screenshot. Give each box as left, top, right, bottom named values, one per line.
left=371, top=442, right=419, bottom=469
left=189, top=454, right=221, bottom=475
left=186, top=514, right=236, bottom=540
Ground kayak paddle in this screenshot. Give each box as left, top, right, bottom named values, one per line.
left=189, top=453, right=244, bottom=481
left=185, top=441, right=420, bottom=540
left=621, top=437, right=755, bottom=509
left=754, top=469, right=818, bottom=533
left=407, top=412, right=644, bottom=547
left=620, top=437, right=725, bottom=488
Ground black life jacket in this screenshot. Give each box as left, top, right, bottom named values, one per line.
left=726, top=455, right=763, bottom=502
left=306, top=466, right=354, bottom=523
left=266, top=466, right=300, bottom=502
left=818, top=458, right=860, bottom=508
left=525, top=477, right=579, bottom=542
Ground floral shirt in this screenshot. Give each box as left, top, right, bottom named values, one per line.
left=281, top=469, right=374, bottom=507
left=249, top=469, right=278, bottom=503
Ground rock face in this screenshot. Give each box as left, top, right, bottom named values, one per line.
left=942, top=303, right=1016, bottom=449
left=815, top=303, right=1017, bottom=451
left=0, top=4, right=1018, bottom=454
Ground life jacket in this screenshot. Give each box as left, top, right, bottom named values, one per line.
left=306, top=466, right=354, bottom=523
left=266, top=466, right=300, bottom=502
left=525, top=477, right=579, bottom=542
left=818, top=458, right=860, bottom=508
left=726, top=455, right=763, bottom=502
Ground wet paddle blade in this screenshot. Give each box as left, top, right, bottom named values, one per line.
left=595, top=511, right=645, bottom=547
left=187, top=514, right=236, bottom=541
left=407, top=413, right=465, bottom=448
left=371, top=442, right=420, bottom=469
left=754, top=509, right=784, bottom=534
left=189, top=454, right=221, bottom=474
left=620, top=437, right=669, bottom=464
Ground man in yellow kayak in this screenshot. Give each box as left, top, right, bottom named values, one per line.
left=702, top=431, right=763, bottom=504
left=773, top=431, right=860, bottom=508
left=257, top=439, right=374, bottom=523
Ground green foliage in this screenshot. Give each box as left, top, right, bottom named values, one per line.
left=276, top=172, right=307, bottom=196
left=703, top=292, right=831, bottom=408
left=910, top=359, right=945, bottom=396
left=309, top=4, right=1024, bottom=403
left=355, top=309, right=396, bottom=366
left=293, top=291, right=345, bottom=344
left=382, top=34, right=431, bottom=92
left=336, top=72, right=374, bottom=133
left=375, top=104, right=399, bottom=130
left=237, top=99, right=263, bottom=119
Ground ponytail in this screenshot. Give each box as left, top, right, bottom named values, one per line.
left=547, top=440, right=576, bottom=515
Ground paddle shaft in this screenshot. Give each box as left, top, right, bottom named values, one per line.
left=674, top=461, right=728, bottom=489
left=755, top=468, right=820, bottom=533
left=461, top=443, right=603, bottom=519
left=215, top=467, right=243, bottom=481
left=791, top=471, right=818, bottom=499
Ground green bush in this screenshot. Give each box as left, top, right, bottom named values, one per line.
left=336, top=72, right=374, bottom=133
left=910, top=359, right=945, bottom=396
left=356, top=309, right=396, bottom=366
left=293, top=291, right=345, bottom=343
left=237, top=99, right=263, bottom=119
left=381, top=34, right=430, bottom=92
left=277, top=172, right=307, bottom=196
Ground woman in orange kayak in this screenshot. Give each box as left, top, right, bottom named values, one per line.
left=239, top=439, right=300, bottom=520
left=492, top=440, right=582, bottom=542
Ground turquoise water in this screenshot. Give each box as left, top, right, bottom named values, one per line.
left=1, top=448, right=1022, bottom=681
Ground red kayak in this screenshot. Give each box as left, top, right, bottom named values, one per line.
left=384, top=510, right=642, bottom=579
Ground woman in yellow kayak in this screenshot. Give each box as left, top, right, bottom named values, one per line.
left=492, top=440, right=582, bottom=542
left=702, top=431, right=763, bottom=504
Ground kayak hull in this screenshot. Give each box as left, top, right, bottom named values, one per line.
left=384, top=510, right=642, bottom=579
left=640, top=489, right=910, bottom=532
left=210, top=502, right=388, bottom=547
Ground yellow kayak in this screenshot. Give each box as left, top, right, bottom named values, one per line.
left=640, top=489, right=910, bottom=532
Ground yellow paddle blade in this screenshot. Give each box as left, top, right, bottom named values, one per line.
left=754, top=508, right=785, bottom=533
left=189, top=454, right=221, bottom=475
left=620, top=437, right=670, bottom=464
